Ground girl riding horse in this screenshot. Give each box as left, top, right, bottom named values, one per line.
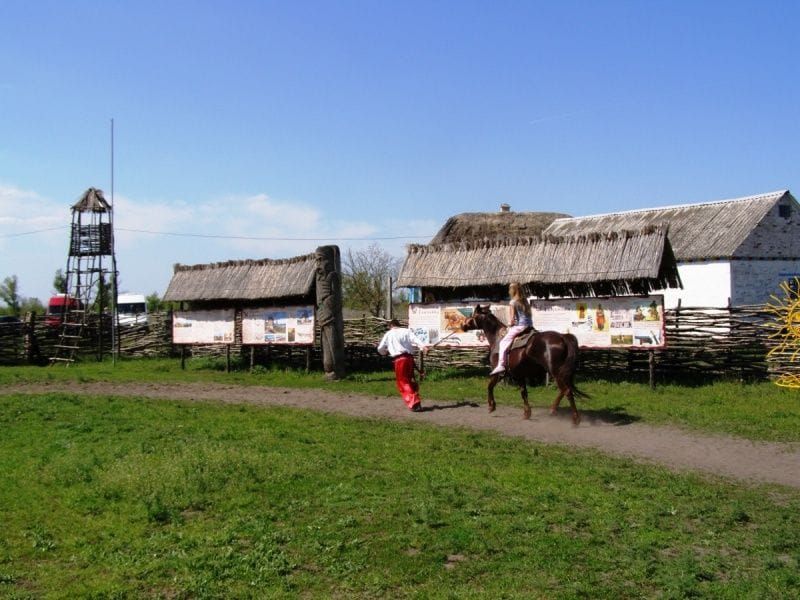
left=462, top=304, right=587, bottom=424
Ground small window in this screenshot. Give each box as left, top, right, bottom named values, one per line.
left=779, top=204, right=792, bottom=218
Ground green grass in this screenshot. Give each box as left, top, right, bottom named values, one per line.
left=1, top=392, right=799, bottom=598
left=2, top=358, right=800, bottom=442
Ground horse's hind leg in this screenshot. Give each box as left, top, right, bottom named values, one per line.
left=520, top=382, right=531, bottom=419
left=550, top=373, right=565, bottom=415
left=567, top=389, right=581, bottom=426
left=550, top=391, right=564, bottom=415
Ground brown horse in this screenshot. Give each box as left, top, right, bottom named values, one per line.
left=462, top=304, right=588, bottom=424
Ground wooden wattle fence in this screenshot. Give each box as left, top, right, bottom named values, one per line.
left=1, top=306, right=797, bottom=384
left=414, top=304, right=795, bottom=383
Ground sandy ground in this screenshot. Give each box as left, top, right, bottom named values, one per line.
left=4, top=381, right=799, bottom=490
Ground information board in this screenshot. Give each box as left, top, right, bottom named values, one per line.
left=407, top=303, right=510, bottom=347
left=530, top=295, right=665, bottom=349
left=241, top=305, right=315, bottom=345
left=408, top=296, right=666, bottom=350
left=173, top=309, right=235, bottom=344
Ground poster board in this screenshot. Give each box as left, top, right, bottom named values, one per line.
left=530, top=295, right=666, bottom=349
left=173, top=309, right=235, bottom=344
left=407, top=303, right=510, bottom=347
left=241, top=306, right=315, bottom=345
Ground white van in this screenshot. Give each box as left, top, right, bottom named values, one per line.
left=117, top=293, right=148, bottom=327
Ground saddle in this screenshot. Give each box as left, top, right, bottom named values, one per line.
left=509, top=327, right=537, bottom=351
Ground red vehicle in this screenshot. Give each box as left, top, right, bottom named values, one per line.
left=46, top=294, right=83, bottom=327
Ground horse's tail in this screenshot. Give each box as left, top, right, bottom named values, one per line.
left=559, top=333, right=590, bottom=399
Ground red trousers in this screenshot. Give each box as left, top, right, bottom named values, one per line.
left=393, top=354, right=421, bottom=409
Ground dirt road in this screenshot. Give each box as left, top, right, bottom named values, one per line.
left=4, top=381, right=799, bottom=489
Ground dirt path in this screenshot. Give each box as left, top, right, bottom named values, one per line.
left=4, top=382, right=800, bottom=490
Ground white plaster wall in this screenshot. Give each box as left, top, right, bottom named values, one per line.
left=661, top=261, right=731, bottom=308
left=730, top=260, right=800, bottom=306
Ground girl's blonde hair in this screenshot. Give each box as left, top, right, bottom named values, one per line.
left=509, top=282, right=530, bottom=309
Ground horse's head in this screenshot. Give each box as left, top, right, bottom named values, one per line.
left=462, top=304, right=496, bottom=333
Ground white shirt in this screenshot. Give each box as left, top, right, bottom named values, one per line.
left=377, top=327, right=426, bottom=357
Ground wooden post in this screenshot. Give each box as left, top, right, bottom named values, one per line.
left=23, top=312, right=38, bottom=364
left=226, top=345, right=231, bottom=373
left=649, top=349, right=655, bottom=390
left=386, top=275, right=393, bottom=320
left=180, top=345, right=186, bottom=370
left=250, top=346, right=255, bottom=372
left=315, top=245, right=346, bottom=379
left=305, top=346, right=311, bottom=373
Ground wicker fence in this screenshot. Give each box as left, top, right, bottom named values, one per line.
left=1, top=306, right=796, bottom=383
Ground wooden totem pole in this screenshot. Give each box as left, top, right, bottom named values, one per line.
left=315, top=245, right=346, bottom=379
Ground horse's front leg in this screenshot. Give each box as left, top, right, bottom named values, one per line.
left=487, top=374, right=500, bottom=413
left=520, top=382, right=531, bottom=420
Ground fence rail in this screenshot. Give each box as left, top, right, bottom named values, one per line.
left=1, top=305, right=796, bottom=383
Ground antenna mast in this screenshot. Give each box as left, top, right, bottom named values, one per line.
left=110, top=118, right=119, bottom=364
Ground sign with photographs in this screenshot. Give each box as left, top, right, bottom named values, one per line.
left=173, top=310, right=235, bottom=344
left=407, top=303, right=510, bottom=347
left=530, top=295, right=666, bottom=349
left=241, top=306, right=315, bottom=345
left=408, top=296, right=665, bottom=350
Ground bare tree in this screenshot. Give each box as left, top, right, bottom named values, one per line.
left=342, top=243, right=402, bottom=317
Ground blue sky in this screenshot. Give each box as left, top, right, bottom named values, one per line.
left=1, top=1, right=798, bottom=303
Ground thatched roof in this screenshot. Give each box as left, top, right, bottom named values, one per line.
left=544, top=190, right=797, bottom=260
left=398, top=226, right=681, bottom=297
left=430, top=210, right=571, bottom=244
left=163, top=254, right=317, bottom=302
left=72, top=188, right=111, bottom=213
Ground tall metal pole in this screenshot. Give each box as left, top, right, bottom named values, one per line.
left=110, top=118, right=119, bottom=365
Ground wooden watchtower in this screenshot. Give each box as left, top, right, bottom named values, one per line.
left=50, top=188, right=118, bottom=365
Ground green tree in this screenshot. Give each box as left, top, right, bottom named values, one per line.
left=19, top=297, right=45, bottom=315
left=146, top=291, right=164, bottom=313
left=0, top=275, right=21, bottom=316
left=53, top=269, right=68, bottom=294
left=342, top=243, right=402, bottom=317
left=92, top=274, right=111, bottom=312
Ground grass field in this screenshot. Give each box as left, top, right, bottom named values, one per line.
left=1, top=357, right=799, bottom=442
left=1, top=390, right=799, bottom=598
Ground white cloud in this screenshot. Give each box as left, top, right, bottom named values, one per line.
left=241, top=193, right=321, bottom=230
left=0, top=183, right=65, bottom=229
left=112, top=194, right=196, bottom=249
left=0, top=184, right=71, bottom=303
left=0, top=184, right=437, bottom=303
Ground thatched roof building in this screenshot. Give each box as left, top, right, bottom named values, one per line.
left=163, top=254, right=317, bottom=303
left=430, top=205, right=570, bottom=244
left=544, top=190, right=799, bottom=260
left=397, top=226, right=680, bottom=299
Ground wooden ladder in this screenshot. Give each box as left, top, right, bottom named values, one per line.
left=49, top=308, right=87, bottom=365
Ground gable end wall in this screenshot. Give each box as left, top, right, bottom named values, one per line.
left=735, top=197, right=800, bottom=259
left=731, top=259, right=800, bottom=306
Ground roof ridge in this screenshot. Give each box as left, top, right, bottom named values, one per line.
left=551, top=190, right=789, bottom=223
left=173, top=253, right=316, bottom=272
left=410, top=226, right=667, bottom=254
